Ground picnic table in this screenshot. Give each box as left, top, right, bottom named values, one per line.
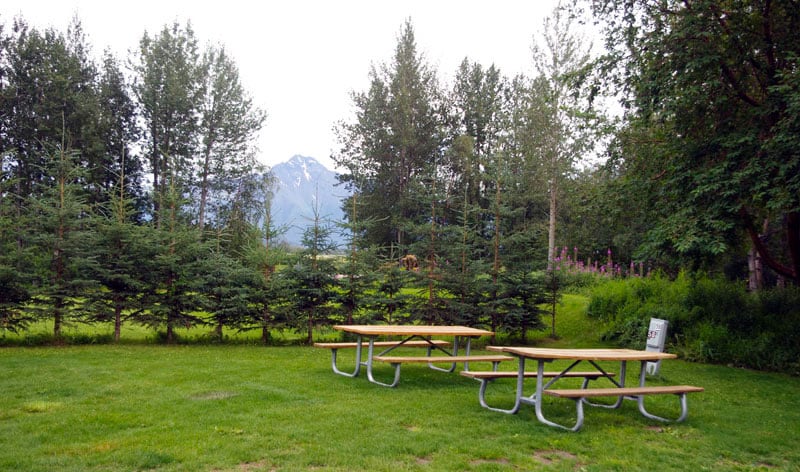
left=463, top=347, right=703, bottom=431
left=315, top=325, right=511, bottom=387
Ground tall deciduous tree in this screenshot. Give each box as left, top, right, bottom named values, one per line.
left=530, top=3, right=596, bottom=267
left=133, top=22, right=201, bottom=226
left=195, top=46, right=266, bottom=232
left=591, top=0, right=800, bottom=285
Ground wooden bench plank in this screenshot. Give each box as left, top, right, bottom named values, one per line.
left=544, top=385, right=704, bottom=399
left=373, top=354, right=513, bottom=364
left=460, top=371, right=614, bottom=380
left=314, top=340, right=450, bottom=349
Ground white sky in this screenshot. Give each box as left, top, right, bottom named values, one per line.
left=2, top=0, right=573, bottom=170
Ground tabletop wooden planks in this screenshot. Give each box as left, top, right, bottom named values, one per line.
left=333, top=325, right=494, bottom=337
left=487, top=346, right=677, bottom=361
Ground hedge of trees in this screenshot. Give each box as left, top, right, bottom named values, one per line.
left=2, top=1, right=799, bottom=345
left=0, top=12, right=579, bottom=343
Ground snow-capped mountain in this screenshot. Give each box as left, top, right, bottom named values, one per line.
left=270, top=155, right=349, bottom=247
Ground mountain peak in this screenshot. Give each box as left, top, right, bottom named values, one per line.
left=269, top=155, right=349, bottom=247
left=285, top=154, right=325, bottom=168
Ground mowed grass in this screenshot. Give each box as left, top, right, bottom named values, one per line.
left=0, top=297, right=798, bottom=471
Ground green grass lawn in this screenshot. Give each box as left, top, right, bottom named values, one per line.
left=1, top=296, right=799, bottom=471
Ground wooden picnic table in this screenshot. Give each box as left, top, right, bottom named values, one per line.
left=316, top=325, right=510, bottom=387
left=470, top=347, right=703, bottom=431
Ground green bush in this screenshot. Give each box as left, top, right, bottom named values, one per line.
left=557, top=270, right=601, bottom=291
left=587, top=273, right=800, bottom=374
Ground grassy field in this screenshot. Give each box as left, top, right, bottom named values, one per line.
left=1, top=296, right=799, bottom=471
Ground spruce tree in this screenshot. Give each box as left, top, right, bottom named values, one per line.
left=136, top=168, right=208, bottom=343
left=333, top=19, right=446, bottom=251
left=0, top=177, right=35, bottom=334
left=28, top=145, right=95, bottom=339
left=198, top=247, right=264, bottom=341
left=281, top=199, right=338, bottom=344
left=88, top=157, right=151, bottom=342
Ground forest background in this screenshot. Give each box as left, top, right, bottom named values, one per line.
left=1, top=2, right=798, bottom=372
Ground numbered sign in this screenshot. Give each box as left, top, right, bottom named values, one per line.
left=645, top=318, right=668, bottom=375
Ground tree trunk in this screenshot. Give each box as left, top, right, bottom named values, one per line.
left=114, top=298, right=123, bottom=342
left=53, top=299, right=63, bottom=339
left=743, top=209, right=800, bottom=286
left=547, top=178, right=558, bottom=270
left=748, top=219, right=769, bottom=290
left=307, top=309, right=314, bottom=345
left=748, top=246, right=763, bottom=291
left=261, top=311, right=270, bottom=345
left=197, top=133, right=215, bottom=231
left=490, top=173, right=502, bottom=341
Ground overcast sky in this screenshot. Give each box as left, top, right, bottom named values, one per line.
left=3, top=0, right=578, bottom=170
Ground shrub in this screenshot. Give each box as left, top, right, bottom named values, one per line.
left=587, top=272, right=800, bottom=374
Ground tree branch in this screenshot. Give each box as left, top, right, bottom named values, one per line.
left=740, top=207, right=797, bottom=281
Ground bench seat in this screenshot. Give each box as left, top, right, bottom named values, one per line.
left=541, top=384, right=704, bottom=431
left=373, top=354, right=513, bottom=364
left=314, top=340, right=450, bottom=349
left=463, top=370, right=616, bottom=416
left=460, top=370, right=614, bottom=380
left=361, top=354, right=512, bottom=388
left=544, top=385, right=704, bottom=398
left=317, top=339, right=454, bottom=380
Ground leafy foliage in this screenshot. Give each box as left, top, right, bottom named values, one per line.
left=587, top=273, right=800, bottom=373
left=591, top=0, right=800, bottom=283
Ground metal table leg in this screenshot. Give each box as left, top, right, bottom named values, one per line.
left=365, top=336, right=402, bottom=387
left=428, top=335, right=463, bottom=372
left=330, top=335, right=363, bottom=377
left=475, top=355, right=526, bottom=414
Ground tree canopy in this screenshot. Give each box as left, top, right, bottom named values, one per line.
left=591, top=0, right=800, bottom=284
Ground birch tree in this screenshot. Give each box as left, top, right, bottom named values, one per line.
left=530, top=4, right=596, bottom=267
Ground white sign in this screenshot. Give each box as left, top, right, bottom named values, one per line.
left=646, top=318, right=669, bottom=375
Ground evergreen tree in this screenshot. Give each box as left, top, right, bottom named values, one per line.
left=136, top=169, right=208, bottom=343
left=281, top=200, right=338, bottom=344
left=434, top=136, right=494, bottom=327
left=198, top=247, right=265, bottom=341
left=251, top=171, right=287, bottom=343
left=1, top=18, right=101, bottom=201
left=88, top=159, right=151, bottom=342
left=0, top=176, right=35, bottom=334
left=93, top=51, right=144, bottom=215
left=373, top=259, right=414, bottom=324
left=490, top=269, right=547, bottom=342
left=334, top=19, right=446, bottom=251
left=336, top=191, right=382, bottom=325
left=449, top=60, right=509, bottom=244
left=28, top=145, right=95, bottom=339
